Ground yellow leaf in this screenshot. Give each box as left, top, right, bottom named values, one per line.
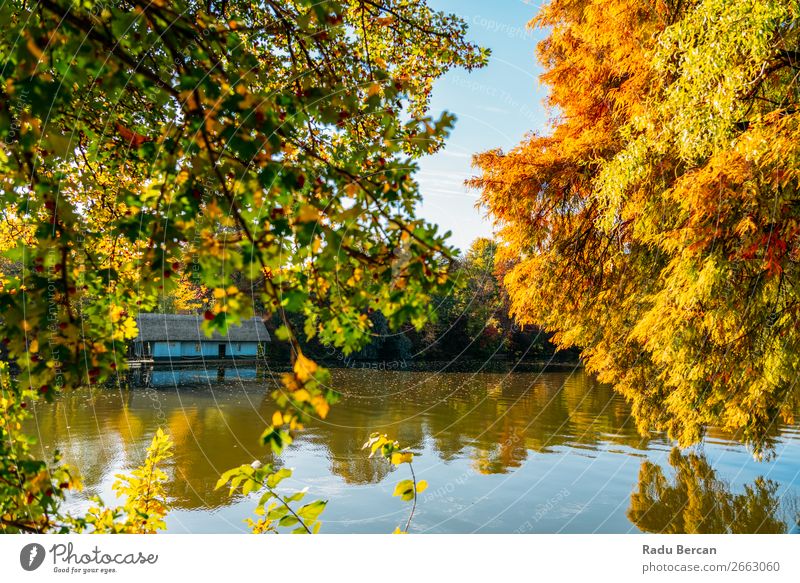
left=292, top=389, right=311, bottom=403
left=294, top=353, right=318, bottom=382
left=121, top=317, right=139, bottom=340
left=416, top=480, right=428, bottom=494
left=390, top=452, right=413, bottom=465
left=272, top=411, right=283, bottom=427
left=311, top=395, right=330, bottom=419
left=110, top=305, right=125, bottom=322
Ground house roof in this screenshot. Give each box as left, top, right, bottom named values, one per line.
left=135, top=314, right=270, bottom=343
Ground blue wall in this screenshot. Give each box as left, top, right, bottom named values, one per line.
left=151, top=341, right=261, bottom=359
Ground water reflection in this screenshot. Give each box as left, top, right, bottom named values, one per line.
left=312, top=369, right=651, bottom=483
left=26, top=367, right=800, bottom=533
left=628, top=448, right=798, bottom=534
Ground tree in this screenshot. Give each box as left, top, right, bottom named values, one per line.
left=0, top=0, right=487, bottom=532
left=628, top=448, right=788, bottom=534
left=451, top=238, right=505, bottom=354
left=472, top=0, right=800, bottom=453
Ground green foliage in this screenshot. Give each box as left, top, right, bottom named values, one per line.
left=363, top=432, right=426, bottom=533
left=0, top=361, right=81, bottom=533
left=0, top=0, right=487, bottom=531
left=216, top=461, right=326, bottom=534
left=449, top=238, right=507, bottom=355
left=0, top=0, right=487, bottom=395
left=264, top=237, right=563, bottom=365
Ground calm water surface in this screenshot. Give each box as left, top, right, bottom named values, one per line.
left=27, top=368, right=800, bottom=533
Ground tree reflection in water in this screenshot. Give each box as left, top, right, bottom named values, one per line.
left=26, top=368, right=800, bottom=532
left=628, top=448, right=797, bottom=534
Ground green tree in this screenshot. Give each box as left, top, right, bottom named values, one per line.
left=452, top=239, right=502, bottom=347
left=0, top=0, right=487, bottom=532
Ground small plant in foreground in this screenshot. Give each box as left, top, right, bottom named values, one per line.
left=75, top=428, right=174, bottom=534
left=216, top=461, right=326, bottom=534
left=363, top=433, right=428, bottom=533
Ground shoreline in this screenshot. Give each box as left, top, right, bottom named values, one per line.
left=124, top=358, right=584, bottom=373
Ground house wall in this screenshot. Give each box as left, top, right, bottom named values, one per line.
left=152, top=341, right=180, bottom=359
left=230, top=342, right=259, bottom=357
left=179, top=342, right=219, bottom=358
left=151, top=341, right=261, bottom=359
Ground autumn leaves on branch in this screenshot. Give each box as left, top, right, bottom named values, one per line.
left=472, top=0, right=800, bottom=453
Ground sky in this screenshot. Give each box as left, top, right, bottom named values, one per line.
left=416, top=0, right=551, bottom=253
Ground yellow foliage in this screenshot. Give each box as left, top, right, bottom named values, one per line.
left=83, top=429, right=174, bottom=534
left=472, top=0, right=800, bottom=453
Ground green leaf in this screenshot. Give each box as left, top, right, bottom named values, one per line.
left=215, top=468, right=239, bottom=490
left=266, top=504, right=289, bottom=521
left=284, top=488, right=308, bottom=503
left=274, top=325, right=291, bottom=341
left=258, top=491, right=275, bottom=506
left=242, top=478, right=259, bottom=496
left=296, top=500, right=327, bottom=522
left=266, top=468, right=292, bottom=489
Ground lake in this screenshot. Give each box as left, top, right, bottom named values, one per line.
left=27, top=367, right=800, bottom=533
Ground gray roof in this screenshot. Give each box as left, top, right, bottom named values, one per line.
left=135, top=313, right=270, bottom=342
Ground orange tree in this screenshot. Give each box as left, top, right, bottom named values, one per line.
left=472, top=0, right=800, bottom=453
left=0, top=0, right=487, bottom=532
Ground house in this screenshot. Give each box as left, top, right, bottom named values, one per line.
left=131, top=313, right=270, bottom=361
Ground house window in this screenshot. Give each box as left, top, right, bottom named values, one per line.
left=195, top=343, right=201, bottom=352
left=237, top=343, right=242, bottom=351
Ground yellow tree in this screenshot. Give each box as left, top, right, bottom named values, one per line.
left=472, top=0, right=800, bottom=452
left=628, top=448, right=788, bottom=534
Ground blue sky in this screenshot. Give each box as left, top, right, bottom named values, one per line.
left=417, top=0, right=550, bottom=253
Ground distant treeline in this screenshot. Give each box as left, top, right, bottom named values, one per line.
left=153, top=237, right=580, bottom=367
left=264, top=310, right=577, bottom=368
left=261, top=239, right=579, bottom=367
